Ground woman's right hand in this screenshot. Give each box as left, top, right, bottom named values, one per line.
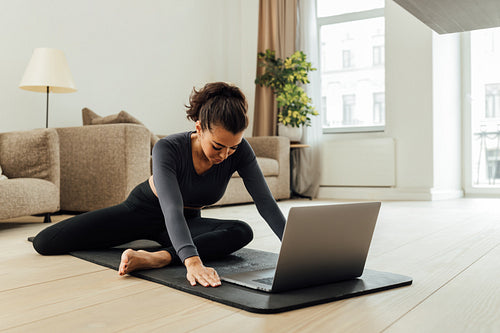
left=184, top=256, right=221, bottom=287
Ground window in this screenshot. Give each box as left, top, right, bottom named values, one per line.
left=317, top=0, right=385, bottom=133
left=372, top=45, right=384, bottom=66
left=467, top=28, right=500, bottom=189
left=373, top=92, right=385, bottom=123
left=342, top=94, right=356, bottom=124
left=342, top=50, right=353, bottom=68
left=485, top=83, right=500, bottom=118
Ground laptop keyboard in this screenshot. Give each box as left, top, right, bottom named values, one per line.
left=253, top=277, right=274, bottom=285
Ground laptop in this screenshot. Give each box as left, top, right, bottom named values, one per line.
left=221, top=202, right=381, bottom=293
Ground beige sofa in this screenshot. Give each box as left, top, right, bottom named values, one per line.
left=57, top=124, right=290, bottom=212
left=0, top=128, right=60, bottom=222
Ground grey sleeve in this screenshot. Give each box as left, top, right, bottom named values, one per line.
left=152, top=141, right=198, bottom=263
left=238, top=154, right=286, bottom=240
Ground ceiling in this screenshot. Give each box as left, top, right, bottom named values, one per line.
left=393, top=0, right=500, bottom=34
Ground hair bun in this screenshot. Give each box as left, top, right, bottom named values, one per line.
left=185, top=82, right=248, bottom=134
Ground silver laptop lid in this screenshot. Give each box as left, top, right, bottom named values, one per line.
left=272, top=202, right=381, bottom=292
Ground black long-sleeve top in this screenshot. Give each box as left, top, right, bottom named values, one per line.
left=152, top=131, right=286, bottom=263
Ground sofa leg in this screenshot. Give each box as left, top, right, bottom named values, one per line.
left=43, top=213, right=52, bottom=223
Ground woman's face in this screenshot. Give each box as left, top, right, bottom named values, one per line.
left=196, top=121, right=243, bottom=165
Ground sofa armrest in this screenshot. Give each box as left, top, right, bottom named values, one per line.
left=56, top=124, right=151, bottom=212
left=246, top=135, right=289, bottom=173
left=0, top=128, right=60, bottom=188
left=246, top=136, right=289, bottom=159
left=246, top=136, right=290, bottom=200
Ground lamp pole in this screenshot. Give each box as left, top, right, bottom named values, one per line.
left=46, top=86, right=49, bottom=128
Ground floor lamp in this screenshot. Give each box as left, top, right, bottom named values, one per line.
left=19, top=48, right=77, bottom=128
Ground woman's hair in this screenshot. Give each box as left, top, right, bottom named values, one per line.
left=186, top=82, right=248, bottom=134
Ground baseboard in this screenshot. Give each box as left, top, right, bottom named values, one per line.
left=317, top=186, right=464, bottom=201
left=430, top=188, right=464, bottom=200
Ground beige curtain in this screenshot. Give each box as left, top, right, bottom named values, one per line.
left=253, top=0, right=297, bottom=137
left=293, top=0, right=321, bottom=198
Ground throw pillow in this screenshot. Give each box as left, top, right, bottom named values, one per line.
left=0, top=164, right=7, bottom=181
left=82, top=108, right=160, bottom=149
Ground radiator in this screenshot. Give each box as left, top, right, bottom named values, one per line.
left=321, top=138, right=395, bottom=187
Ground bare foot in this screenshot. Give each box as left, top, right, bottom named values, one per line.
left=118, top=249, right=172, bottom=276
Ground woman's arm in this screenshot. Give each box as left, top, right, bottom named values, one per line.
left=152, top=140, right=221, bottom=287
left=151, top=161, right=198, bottom=262
left=237, top=145, right=286, bottom=239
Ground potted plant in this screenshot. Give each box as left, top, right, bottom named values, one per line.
left=255, top=49, right=318, bottom=142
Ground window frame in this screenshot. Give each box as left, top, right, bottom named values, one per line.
left=317, top=6, right=385, bottom=134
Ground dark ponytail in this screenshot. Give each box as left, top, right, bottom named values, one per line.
left=185, top=82, right=248, bottom=134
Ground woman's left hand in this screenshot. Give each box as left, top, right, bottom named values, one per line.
left=184, top=256, right=221, bottom=287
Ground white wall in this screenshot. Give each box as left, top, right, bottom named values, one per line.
left=0, top=0, right=259, bottom=136
left=385, top=0, right=434, bottom=191
left=432, top=33, right=463, bottom=199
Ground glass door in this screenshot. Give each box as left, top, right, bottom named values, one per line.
left=465, top=27, right=500, bottom=194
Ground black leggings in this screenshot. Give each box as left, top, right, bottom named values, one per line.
left=33, top=180, right=253, bottom=264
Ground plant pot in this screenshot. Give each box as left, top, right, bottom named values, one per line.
left=278, top=123, right=303, bottom=143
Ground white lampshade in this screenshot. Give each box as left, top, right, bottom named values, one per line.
left=19, top=48, right=77, bottom=93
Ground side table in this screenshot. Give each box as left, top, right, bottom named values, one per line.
left=290, top=143, right=311, bottom=199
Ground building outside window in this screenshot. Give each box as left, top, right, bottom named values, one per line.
left=317, top=0, right=385, bottom=133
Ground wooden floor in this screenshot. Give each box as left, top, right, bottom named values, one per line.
left=1, top=198, right=500, bottom=332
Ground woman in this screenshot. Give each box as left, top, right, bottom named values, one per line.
left=33, top=82, right=286, bottom=288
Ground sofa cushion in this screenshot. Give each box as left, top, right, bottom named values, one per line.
left=232, top=157, right=279, bottom=178
left=82, top=108, right=159, bottom=149
left=56, top=124, right=151, bottom=212
left=0, top=178, right=59, bottom=220
left=0, top=128, right=60, bottom=186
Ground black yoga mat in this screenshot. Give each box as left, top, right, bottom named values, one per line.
left=50, top=240, right=412, bottom=314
